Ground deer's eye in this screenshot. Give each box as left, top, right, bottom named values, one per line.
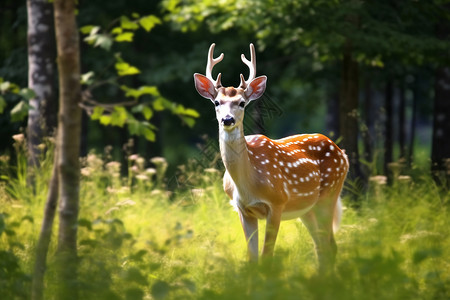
left=214, top=100, right=220, bottom=107
left=239, top=101, right=245, bottom=108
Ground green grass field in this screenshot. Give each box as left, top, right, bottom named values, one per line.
left=0, top=146, right=449, bottom=299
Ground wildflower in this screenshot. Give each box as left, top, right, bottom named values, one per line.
left=135, top=174, right=149, bottom=181
left=128, top=154, right=139, bottom=161
left=118, top=186, right=130, bottom=194
left=12, top=134, right=25, bottom=143
left=86, top=153, right=102, bottom=169
left=400, top=231, right=441, bottom=243
left=145, top=168, right=157, bottom=175
left=130, top=165, right=139, bottom=173
left=105, top=207, right=119, bottom=215
left=106, top=161, right=121, bottom=174
left=398, top=175, right=411, bottom=182
left=191, top=188, right=205, bottom=198
left=369, top=175, right=387, bottom=185
left=205, top=168, right=220, bottom=174
left=150, top=156, right=167, bottom=166
left=116, top=199, right=136, bottom=206
left=80, top=167, right=91, bottom=177
left=136, top=157, right=145, bottom=169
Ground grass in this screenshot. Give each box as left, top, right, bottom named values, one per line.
left=0, top=141, right=449, bottom=299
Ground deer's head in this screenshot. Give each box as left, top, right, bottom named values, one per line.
left=194, top=43, right=267, bottom=131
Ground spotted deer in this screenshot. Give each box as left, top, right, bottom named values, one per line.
left=194, top=43, right=349, bottom=271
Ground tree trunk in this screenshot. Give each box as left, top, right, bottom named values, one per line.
left=384, top=80, right=394, bottom=182
left=398, top=83, right=407, bottom=161
left=26, top=0, right=56, bottom=170
left=432, top=66, right=450, bottom=186
left=432, top=14, right=450, bottom=187
left=408, top=78, right=418, bottom=167
left=326, top=89, right=340, bottom=138
left=31, top=151, right=59, bottom=300
left=53, top=0, right=82, bottom=298
left=361, top=78, right=374, bottom=171
left=339, top=40, right=364, bottom=191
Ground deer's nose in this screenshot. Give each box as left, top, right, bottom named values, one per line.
left=222, top=115, right=235, bottom=127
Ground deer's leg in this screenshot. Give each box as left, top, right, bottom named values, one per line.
left=238, top=210, right=259, bottom=262
left=301, top=202, right=337, bottom=273
left=262, top=206, right=282, bottom=258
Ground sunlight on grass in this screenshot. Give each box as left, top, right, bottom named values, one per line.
left=0, top=146, right=449, bottom=299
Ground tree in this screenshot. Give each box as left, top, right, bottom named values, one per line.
left=53, top=0, right=82, bottom=298
left=432, top=7, right=450, bottom=187
left=163, top=0, right=450, bottom=184
left=432, top=66, right=450, bottom=187
left=31, top=1, right=82, bottom=299
left=339, top=39, right=364, bottom=185
left=26, top=0, right=57, bottom=171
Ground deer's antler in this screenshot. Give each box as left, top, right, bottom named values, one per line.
left=238, top=43, right=256, bottom=89
left=205, top=43, right=224, bottom=88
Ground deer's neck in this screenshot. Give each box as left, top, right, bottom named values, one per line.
left=219, top=126, right=252, bottom=182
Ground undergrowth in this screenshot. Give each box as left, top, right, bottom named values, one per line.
left=0, top=139, right=449, bottom=299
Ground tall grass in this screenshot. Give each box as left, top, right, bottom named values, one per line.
left=0, top=143, right=448, bottom=299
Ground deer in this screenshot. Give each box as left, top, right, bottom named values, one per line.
left=193, top=43, right=349, bottom=272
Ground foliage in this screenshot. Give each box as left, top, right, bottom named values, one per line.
left=163, top=0, right=450, bottom=66
left=80, top=12, right=200, bottom=142
left=0, top=143, right=449, bottom=299
left=0, top=77, right=35, bottom=122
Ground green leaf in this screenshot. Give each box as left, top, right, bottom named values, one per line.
left=127, top=117, right=140, bottom=135
left=142, top=127, right=156, bottom=141
left=91, top=106, right=104, bottom=120
left=81, top=71, right=95, bottom=85
left=121, top=85, right=160, bottom=99
left=110, top=106, right=128, bottom=127
left=110, top=27, right=123, bottom=35
left=115, top=62, right=140, bottom=76
left=99, top=114, right=112, bottom=125
left=142, top=106, right=153, bottom=120
left=94, top=34, right=113, bottom=51
left=139, top=15, right=162, bottom=32
left=10, top=100, right=30, bottom=122
left=80, top=25, right=97, bottom=34
left=152, top=98, right=166, bottom=111
left=0, top=96, right=6, bottom=114
left=84, top=31, right=113, bottom=51
left=0, top=81, right=20, bottom=94
left=115, top=32, right=134, bottom=42
left=120, top=16, right=139, bottom=30
left=180, top=116, right=196, bottom=128
left=174, top=105, right=199, bottom=118
left=19, top=88, right=36, bottom=100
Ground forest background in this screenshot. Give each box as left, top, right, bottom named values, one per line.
left=0, top=0, right=449, bottom=299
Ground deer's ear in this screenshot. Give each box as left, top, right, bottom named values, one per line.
left=244, top=76, right=267, bottom=101
left=194, top=73, right=217, bottom=101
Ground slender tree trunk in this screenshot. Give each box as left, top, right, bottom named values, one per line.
left=339, top=39, right=364, bottom=190
left=53, top=0, right=82, bottom=298
left=408, top=78, right=418, bottom=167
left=326, top=89, right=340, bottom=138
left=26, top=0, right=56, bottom=170
left=362, top=78, right=373, bottom=170
left=432, top=14, right=450, bottom=187
left=384, top=80, right=394, bottom=181
left=398, top=83, right=407, bottom=161
left=31, top=150, right=59, bottom=300
left=432, top=67, right=450, bottom=186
